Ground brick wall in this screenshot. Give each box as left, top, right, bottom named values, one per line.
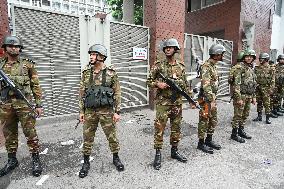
left=185, top=0, right=242, bottom=63
left=144, top=0, right=186, bottom=108
left=0, top=0, right=9, bottom=57
left=240, top=0, right=275, bottom=57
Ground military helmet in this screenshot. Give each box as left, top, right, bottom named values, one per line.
left=209, top=44, right=226, bottom=55
left=259, top=52, right=270, bottom=60
left=1, top=35, right=23, bottom=49
left=237, top=51, right=245, bottom=62
left=242, top=49, right=256, bottom=60
left=88, top=44, right=107, bottom=58
left=277, top=54, right=284, bottom=62
left=163, top=38, right=180, bottom=51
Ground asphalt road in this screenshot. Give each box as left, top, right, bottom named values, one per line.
left=1, top=96, right=284, bottom=189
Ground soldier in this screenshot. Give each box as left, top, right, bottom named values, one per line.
left=229, top=49, right=257, bottom=143
left=253, top=53, right=275, bottom=124
left=0, top=36, right=43, bottom=177
left=78, top=44, right=124, bottom=178
left=147, top=38, right=194, bottom=170
left=274, top=54, right=284, bottom=113
left=269, top=60, right=283, bottom=117
left=197, top=44, right=225, bottom=154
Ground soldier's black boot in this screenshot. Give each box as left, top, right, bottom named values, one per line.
left=171, top=146, right=187, bottom=163
left=231, top=128, right=245, bottom=143
left=276, top=108, right=284, bottom=115
left=238, top=126, right=252, bottom=139
left=153, top=149, right=161, bottom=170
left=253, top=112, right=262, bottom=121
left=197, top=139, right=214, bottom=154
left=79, top=155, right=90, bottom=178
left=113, top=153, right=124, bottom=172
left=31, top=153, right=42, bottom=177
left=205, top=134, right=221, bottom=150
left=266, top=114, right=271, bottom=124
left=270, top=110, right=278, bottom=118
left=0, top=153, right=19, bottom=177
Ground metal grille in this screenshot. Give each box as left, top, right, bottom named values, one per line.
left=184, top=34, right=233, bottom=97
left=13, top=5, right=81, bottom=116
left=110, top=22, right=149, bottom=108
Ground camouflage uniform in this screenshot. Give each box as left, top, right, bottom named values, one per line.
left=146, top=54, right=191, bottom=149
left=79, top=64, right=121, bottom=155
left=198, top=59, right=219, bottom=140
left=0, top=57, right=42, bottom=154
left=274, top=62, right=284, bottom=109
left=254, top=64, right=275, bottom=115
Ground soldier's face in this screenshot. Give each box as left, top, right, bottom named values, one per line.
left=5, top=45, right=20, bottom=57
left=279, top=59, right=284, bottom=64
left=89, top=52, right=105, bottom=64
left=259, top=59, right=266, bottom=64
left=164, top=47, right=175, bottom=57
left=244, top=55, right=253, bottom=64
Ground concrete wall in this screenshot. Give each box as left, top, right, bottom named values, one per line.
left=0, top=0, right=9, bottom=57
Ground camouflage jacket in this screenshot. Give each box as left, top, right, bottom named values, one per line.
left=228, top=62, right=241, bottom=86
left=79, top=64, right=121, bottom=114
left=199, top=59, right=219, bottom=102
left=254, top=63, right=275, bottom=88
left=0, top=57, right=42, bottom=107
left=231, top=62, right=257, bottom=100
left=275, top=63, right=284, bottom=85
left=146, top=56, right=191, bottom=106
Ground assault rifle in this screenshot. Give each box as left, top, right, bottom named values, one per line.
left=157, top=72, right=200, bottom=109
left=0, top=69, right=39, bottom=118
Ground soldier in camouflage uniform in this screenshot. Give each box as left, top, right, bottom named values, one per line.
left=147, top=38, right=194, bottom=170
left=197, top=44, right=226, bottom=154
left=269, top=60, right=283, bottom=117
left=0, top=36, right=43, bottom=177
left=253, top=53, right=275, bottom=124
left=78, top=44, right=124, bottom=178
left=229, top=49, right=257, bottom=143
left=274, top=54, right=284, bottom=113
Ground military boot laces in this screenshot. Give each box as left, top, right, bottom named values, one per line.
left=238, top=127, right=252, bottom=139
left=197, top=140, right=214, bottom=154
left=171, top=147, right=187, bottom=163
left=0, top=153, right=19, bottom=177
left=113, top=153, right=124, bottom=172
left=32, top=153, right=42, bottom=177
left=253, top=112, right=262, bottom=121
left=79, top=155, right=90, bottom=178
left=231, top=128, right=245, bottom=143
left=205, top=135, right=221, bottom=150
left=153, top=149, right=162, bottom=170
left=266, top=114, right=272, bottom=124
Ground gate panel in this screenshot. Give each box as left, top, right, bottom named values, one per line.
left=110, top=22, right=149, bottom=108
left=13, top=5, right=81, bottom=116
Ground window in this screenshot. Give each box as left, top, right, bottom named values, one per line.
left=188, top=0, right=225, bottom=12
left=275, top=0, right=282, bottom=16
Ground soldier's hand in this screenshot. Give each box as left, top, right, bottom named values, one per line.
left=190, top=101, right=198, bottom=109
left=36, top=108, right=43, bottom=117
left=210, top=101, right=217, bottom=109
left=113, top=113, right=120, bottom=123
left=79, top=113, right=85, bottom=123
left=156, top=81, right=169, bottom=89
left=237, top=100, right=243, bottom=106
left=252, top=98, right=256, bottom=105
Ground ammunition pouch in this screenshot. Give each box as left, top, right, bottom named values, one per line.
left=240, top=82, right=256, bottom=95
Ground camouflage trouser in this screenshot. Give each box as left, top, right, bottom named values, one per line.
left=273, top=85, right=284, bottom=108
left=198, top=101, right=217, bottom=139
left=154, top=104, right=182, bottom=149
left=0, top=103, right=39, bottom=153
left=82, top=109, right=119, bottom=155
left=231, top=96, right=252, bottom=128
left=255, top=86, right=271, bottom=114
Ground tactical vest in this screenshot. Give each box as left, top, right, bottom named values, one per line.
left=255, top=65, right=273, bottom=86
left=84, top=68, right=114, bottom=109
left=240, top=66, right=257, bottom=95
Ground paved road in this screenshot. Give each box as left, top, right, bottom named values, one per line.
left=1, top=97, right=284, bottom=189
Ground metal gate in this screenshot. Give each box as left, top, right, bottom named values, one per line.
left=110, top=22, right=150, bottom=108
left=12, top=5, right=81, bottom=117
left=184, top=34, right=233, bottom=97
